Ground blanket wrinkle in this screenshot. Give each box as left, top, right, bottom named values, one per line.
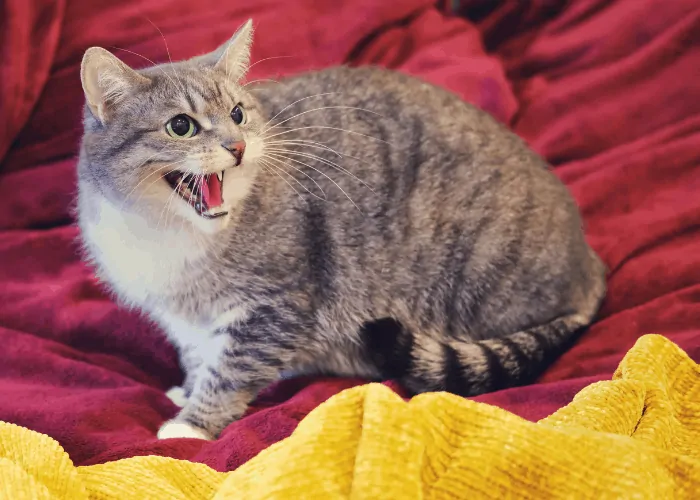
left=0, top=0, right=699, bottom=474
left=0, top=0, right=66, bottom=162
left=0, top=334, right=699, bottom=499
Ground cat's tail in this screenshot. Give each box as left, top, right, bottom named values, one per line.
left=403, top=312, right=594, bottom=397
left=397, top=249, right=607, bottom=396
left=364, top=251, right=606, bottom=396
left=363, top=311, right=599, bottom=397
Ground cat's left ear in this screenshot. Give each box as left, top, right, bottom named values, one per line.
left=194, top=19, right=254, bottom=80
left=80, top=47, right=150, bottom=123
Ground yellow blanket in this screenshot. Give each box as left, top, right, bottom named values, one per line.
left=1, top=334, right=698, bottom=499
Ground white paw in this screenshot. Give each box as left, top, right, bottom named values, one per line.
left=157, top=421, right=212, bottom=440
left=165, top=386, right=188, bottom=408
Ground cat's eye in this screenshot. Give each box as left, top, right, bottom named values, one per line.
left=166, top=114, right=198, bottom=139
left=231, top=104, right=246, bottom=125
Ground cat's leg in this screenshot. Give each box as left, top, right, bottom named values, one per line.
left=165, top=387, right=189, bottom=408
left=165, top=344, right=202, bottom=408
left=158, top=315, right=209, bottom=408
left=157, top=305, right=302, bottom=440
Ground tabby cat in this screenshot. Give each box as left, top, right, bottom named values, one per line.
left=77, top=20, right=606, bottom=439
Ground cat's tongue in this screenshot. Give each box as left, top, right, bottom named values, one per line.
left=202, top=173, right=223, bottom=209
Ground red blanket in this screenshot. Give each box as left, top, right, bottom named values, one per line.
left=1, top=0, right=699, bottom=471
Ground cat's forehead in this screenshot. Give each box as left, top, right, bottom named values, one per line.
left=139, top=64, right=246, bottom=113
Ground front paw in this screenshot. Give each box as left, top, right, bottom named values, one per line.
left=165, top=386, right=188, bottom=408
left=157, top=419, right=213, bottom=440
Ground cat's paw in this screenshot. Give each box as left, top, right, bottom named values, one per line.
left=165, top=386, right=188, bottom=407
left=157, top=420, right=213, bottom=440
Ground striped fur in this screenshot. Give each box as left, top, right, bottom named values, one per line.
left=77, top=21, right=606, bottom=439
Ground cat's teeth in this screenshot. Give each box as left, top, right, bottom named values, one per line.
left=216, top=171, right=223, bottom=182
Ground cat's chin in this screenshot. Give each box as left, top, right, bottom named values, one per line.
left=152, top=193, right=232, bottom=235
left=196, top=212, right=232, bottom=235
left=178, top=206, right=232, bottom=235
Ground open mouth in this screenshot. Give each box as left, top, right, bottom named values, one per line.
left=164, top=171, right=228, bottom=219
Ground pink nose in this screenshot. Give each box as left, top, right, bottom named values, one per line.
left=223, top=140, right=246, bottom=165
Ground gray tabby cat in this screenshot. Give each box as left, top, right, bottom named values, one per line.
left=77, top=20, right=606, bottom=440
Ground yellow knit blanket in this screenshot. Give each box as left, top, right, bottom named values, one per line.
left=1, top=334, right=698, bottom=499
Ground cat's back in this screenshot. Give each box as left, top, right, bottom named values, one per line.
left=253, top=65, right=571, bottom=221
left=255, top=65, right=548, bottom=181
left=260, top=65, right=462, bottom=110
left=256, top=65, right=503, bottom=140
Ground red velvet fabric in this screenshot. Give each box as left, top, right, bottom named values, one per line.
left=0, top=0, right=699, bottom=471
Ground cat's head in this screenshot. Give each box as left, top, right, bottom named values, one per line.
left=79, top=20, right=264, bottom=234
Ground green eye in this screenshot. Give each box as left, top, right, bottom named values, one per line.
left=166, top=114, right=198, bottom=138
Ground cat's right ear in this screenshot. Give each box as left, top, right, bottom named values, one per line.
left=80, top=47, right=150, bottom=123
left=190, top=19, right=254, bottom=80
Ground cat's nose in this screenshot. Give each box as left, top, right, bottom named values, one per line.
left=222, top=140, right=246, bottom=166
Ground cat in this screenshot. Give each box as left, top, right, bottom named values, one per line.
left=76, top=19, right=606, bottom=440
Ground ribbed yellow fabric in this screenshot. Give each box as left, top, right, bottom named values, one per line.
left=1, top=334, right=698, bottom=499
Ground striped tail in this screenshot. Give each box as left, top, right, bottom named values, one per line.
left=363, top=313, right=593, bottom=397
left=436, top=314, right=590, bottom=396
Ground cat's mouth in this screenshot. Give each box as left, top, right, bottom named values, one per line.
left=164, top=171, right=228, bottom=219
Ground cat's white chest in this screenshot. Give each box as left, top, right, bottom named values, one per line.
left=81, top=196, right=198, bottom=307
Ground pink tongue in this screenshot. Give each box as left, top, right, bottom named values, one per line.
left=202, top=174, right=223, bottom=209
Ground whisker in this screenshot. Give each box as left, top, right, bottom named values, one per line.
left=132, top=163, right=188, bottom=207
left=186, top=180, right=199, bottom=234
left=263, top=92, right=339, bottom=130
left=260, top=156, right=326, bottom=200
left=265, top=152, right=341, bottom=190
left=242, top=78, right=280, bottom=88
left=158, top=170, right=189, bottom=231
left=264, top=140, right=341, bottom=157
left=263, top=125, right=393, bottom=146
left=109, top=46, right=185, bottom=95
left=247, top=55, right=295, bottom=71
left=269, top=139, right=378, bottom=171
left=181, top=172, right=201, bottom=230
left=125, top=164, right=189, bottom=212
left=262, top=106, right=384, bottom=135
left=266, top=152, right=363, bottom=214
left=265, top=148, right=375, bottom=193
left=165, top=170, right=194, bottom=231
left=121, top=154, right=189, bottom=207
left=182, top=174, right=203, bottom=233
left=143, top=16, right=187, bottom=93
left=259, top=163, right=305, bottom=203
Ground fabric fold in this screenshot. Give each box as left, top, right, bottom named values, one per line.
left=0, top=0, right=66, bottom=164
left=0, top=334, right=698, bottom=498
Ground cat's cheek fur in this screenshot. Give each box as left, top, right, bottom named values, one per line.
left=219, top=162, right=260, bottom=212
left=212, top=136, right=265, bottom=222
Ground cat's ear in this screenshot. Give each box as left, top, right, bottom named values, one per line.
left=80, top=47, right=150, bottom=123
left=194, top=19, right=254, bottom=80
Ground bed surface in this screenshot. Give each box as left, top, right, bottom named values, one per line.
left=1, top=0, right=699, bottom=470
